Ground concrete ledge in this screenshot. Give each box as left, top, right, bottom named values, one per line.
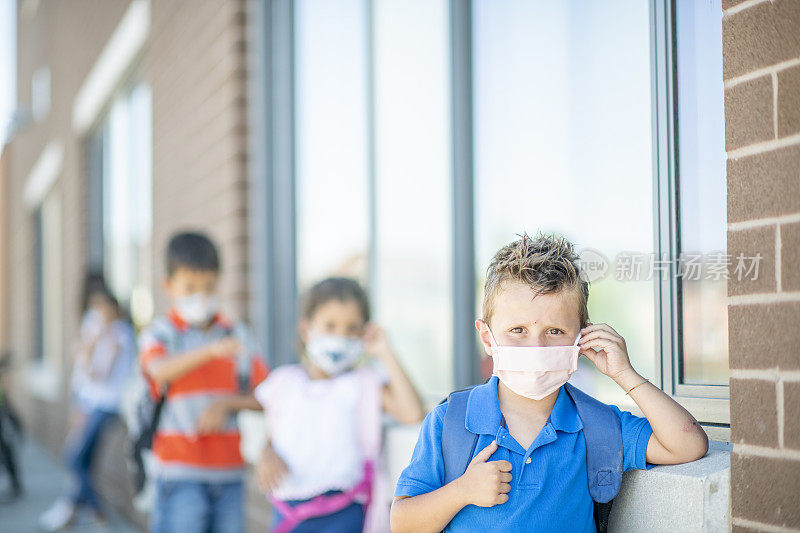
left=609, top=441, right=731, bottom=532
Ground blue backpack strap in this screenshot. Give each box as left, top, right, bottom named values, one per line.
left=563, top=383, right=623, bottom=504
left=441, top=388, right=479, bottom=485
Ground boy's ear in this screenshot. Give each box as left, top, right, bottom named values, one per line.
left=475, top=319, right=493, bottom=357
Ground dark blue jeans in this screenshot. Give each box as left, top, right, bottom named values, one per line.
left=64, top=408, right=115, bottom=511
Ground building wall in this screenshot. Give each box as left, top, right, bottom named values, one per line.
left=3, top=0, right=263, bottom=528
left=6, top=0, right=134, bottom=452
left=723, top=0, right=800, bottom=531
left=145, top=0, right=252, bottom=318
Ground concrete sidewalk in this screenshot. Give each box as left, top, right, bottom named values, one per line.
left=0, top=437, right=139, bottom=533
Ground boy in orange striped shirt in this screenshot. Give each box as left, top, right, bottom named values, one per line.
left=140, top=232, right=268, bottom=533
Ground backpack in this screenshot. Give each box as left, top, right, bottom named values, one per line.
left=120, top=318, right=254, bottom=508
left=440, top=382, right=622, bottom=533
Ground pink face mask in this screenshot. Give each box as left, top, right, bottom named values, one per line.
left=487, top=327, right=581, bottom=400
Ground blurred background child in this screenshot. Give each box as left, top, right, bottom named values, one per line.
left=255, top=277, right=424, bottom=533
left=39, top=273, right=136, bottom=531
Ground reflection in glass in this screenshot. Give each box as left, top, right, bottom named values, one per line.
left=675, top=0, right=728, bottom=385
left=473, top=0, right=655, bottom=405
left=102, top=84, right=153, bottom=327
left=294, top=0, right=370, bottom=289
left=372, top=0, right=452, bottom=400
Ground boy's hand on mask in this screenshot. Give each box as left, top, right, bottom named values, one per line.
left=256, top=443, right=289, bottom=494
left=363, top=323, right=393, bottom=361
left=454, top=441, right=512, bottom=507
left=208, top=336, right=242, bottom=359
left=197, top=400, right=230, bottom=434
left=577, top=323, right=635, bottom=381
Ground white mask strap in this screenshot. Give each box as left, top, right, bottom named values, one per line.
left=484, top=323, right=500, bottom=350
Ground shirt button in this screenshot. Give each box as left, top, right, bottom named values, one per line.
left=526, top=457, right=532, bottom=464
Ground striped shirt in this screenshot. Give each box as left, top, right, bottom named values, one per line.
left=139, top=309, right=269, bottom=482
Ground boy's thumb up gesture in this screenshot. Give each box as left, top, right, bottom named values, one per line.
left=454, top=441, right=512, bottom=507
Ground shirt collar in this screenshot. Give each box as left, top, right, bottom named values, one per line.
left=549, top=385, right=584, bottom=433
left=465, top=376, right=503, bottom=435
left=464, top=376, right=583, bottom=435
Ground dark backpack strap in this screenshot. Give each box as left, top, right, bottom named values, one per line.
left=441, top=389, right=479, bottom=485
left=563, top=383, right=623, bottom=503
left=594, top=501, right=613, bottom=533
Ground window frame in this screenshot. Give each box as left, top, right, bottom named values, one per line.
left=651, top=0, right=729, bottom=425
left=251, top=0, right=730, bottom=426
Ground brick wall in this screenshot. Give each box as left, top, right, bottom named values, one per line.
left=4, top=0, right=264, bottom=529
left=145, top=0, right=252, bottom=319
left=724, top=0, right=800, bottom=531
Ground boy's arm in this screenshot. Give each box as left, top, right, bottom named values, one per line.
left=197, top=393, right=262, bottom=434
left=364, top=324, right=425, bottom=424
left=579, top=323, right=709, bottom=465
left=390, top=441, right=512, bottom=533
left=145, top=336, right=240, bottom=386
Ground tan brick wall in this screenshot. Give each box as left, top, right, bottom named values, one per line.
left=724, top=0, right=800, bottom=531
left=6, top=0, right=133, bottom=451
left=4, top=0, right=262, bottom=529
left=145, top=0, right=251, bottom=320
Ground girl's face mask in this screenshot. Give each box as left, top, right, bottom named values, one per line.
left=305, top=331, right=365, bottom=376
left=487, top=326, right=581, bottom=400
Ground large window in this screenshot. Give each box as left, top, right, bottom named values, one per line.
left=372, top=0, right=453, bottom=399
left=673, top=0, right=728, bottom=389
left=294, top=0, right=370, bottom=289
left=258, top=0, right=729, bottom=421
left=89, top=83, right=153, bottom=328
left=473, top=0, right=655, bottom=407
left=34, top=186, right=63, bottom=370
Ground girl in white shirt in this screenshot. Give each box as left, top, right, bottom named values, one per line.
left=254, top=277, right=424, bottom=533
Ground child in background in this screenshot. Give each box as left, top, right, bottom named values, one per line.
left=390, top=233, right=709, bottom=533
left=40, top=273, right=136, bottom=531
left=140, top=232, right=268, bottom=533
left=254, top=277, right=425, bottom=533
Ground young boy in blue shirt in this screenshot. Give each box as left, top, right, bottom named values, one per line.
left=390, top=233, right=709, bottom=533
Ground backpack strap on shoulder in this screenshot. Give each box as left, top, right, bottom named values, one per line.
left=563, top=382, right=623, bottom=504
left=441, top=388, right=479, bottom=485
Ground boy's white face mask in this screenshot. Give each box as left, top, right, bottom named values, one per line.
left=175, top=293, right=220, bottom=327
left=487, top=327, right=581, bottom=400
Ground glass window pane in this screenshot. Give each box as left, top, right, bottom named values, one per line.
left=372, top=0, right=452, bottom=401
left=473, top=0, right=655, bottom=405
left=294, top=0, right=370, bottom=289
left=102, top=84, right=153, bottom=327
left=40, top=188, right=63, bottom=369
left=675, top=0, right=728, bottom=386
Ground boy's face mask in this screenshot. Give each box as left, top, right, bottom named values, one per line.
left=174, top=293, right=220, bottom=327
left=305, top=331, right=365, bottom=376
left=487, top=327, right=581, bottom=400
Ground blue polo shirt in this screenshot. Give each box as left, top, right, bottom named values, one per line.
left=394, top=376, right=654, bottom=532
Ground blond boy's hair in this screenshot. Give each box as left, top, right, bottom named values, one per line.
left=482, top=232, right=589, bottom=327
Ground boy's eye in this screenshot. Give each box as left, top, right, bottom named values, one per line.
left=509, top=327, right=524, bottom=334
left=548, top=328, right=564, bottom=335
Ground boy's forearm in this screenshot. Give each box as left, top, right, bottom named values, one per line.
left=146, top=347, right=215, bottom=384
left=614, top=368, right=708, bottom=462
left=390, top=481, right=469, bottom=533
